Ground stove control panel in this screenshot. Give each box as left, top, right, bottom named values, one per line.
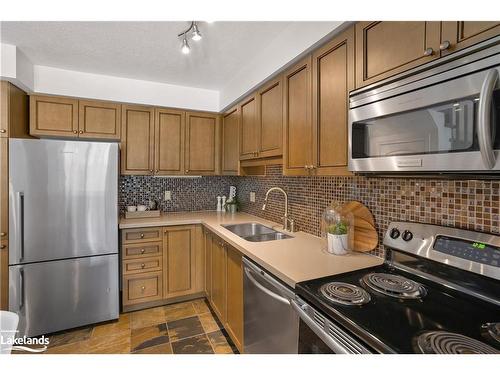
left=433, top=235, right=500, bottom=268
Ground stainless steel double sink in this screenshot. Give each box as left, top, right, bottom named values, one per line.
left=221, top=222, right=293, bottom=242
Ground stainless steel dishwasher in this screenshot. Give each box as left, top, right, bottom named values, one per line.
left=243, top=257, right=299, bottom=353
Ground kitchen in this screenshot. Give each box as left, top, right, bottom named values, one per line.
left=1, top=1, right=500, bottom=373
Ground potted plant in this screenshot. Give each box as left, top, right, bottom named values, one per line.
left=326, top=221, right=349, bottom=255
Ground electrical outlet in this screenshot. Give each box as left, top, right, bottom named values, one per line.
left=164, top=191, right=172, bottom=201
left=250, top=192, right=256, bottom=203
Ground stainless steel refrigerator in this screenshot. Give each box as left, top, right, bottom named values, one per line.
left=8, top=139, right=119, bottom=337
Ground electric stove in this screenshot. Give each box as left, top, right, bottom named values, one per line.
left=294, top=222, right=500, bottom=354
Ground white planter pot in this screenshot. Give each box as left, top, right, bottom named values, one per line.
left=327, top=233, right=349, bottom=255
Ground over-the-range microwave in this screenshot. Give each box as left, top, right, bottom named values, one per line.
left=348, top=36, right=500, bottom=176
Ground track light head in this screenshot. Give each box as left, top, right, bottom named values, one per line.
left=181, top=35, right=190, bottom=54
left=191, top=22, right=202, bottom=41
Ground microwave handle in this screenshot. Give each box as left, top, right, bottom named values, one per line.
left=478, top=69, right=498, bottom=169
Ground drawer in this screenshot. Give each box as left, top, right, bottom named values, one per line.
left=123, top=271, right=163, bottom=306
left=123, top=256, right=162, bottom=275
left=122, top=227, right=162, bottom=244
left=122, top=241, right=163, bottom=259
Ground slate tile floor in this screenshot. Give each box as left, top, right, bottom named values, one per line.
left=39, top=298, right=238, bottom=354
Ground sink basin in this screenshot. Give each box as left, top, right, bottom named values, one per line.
left=244, top=232, right=293, bottom=242
left=222, top=222, right=292, bottom=242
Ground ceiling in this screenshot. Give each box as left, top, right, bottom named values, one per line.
left=0, top=21, right=304, bottom=90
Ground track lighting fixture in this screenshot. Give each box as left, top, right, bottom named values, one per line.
left=178, top=21, right=203, bottom=54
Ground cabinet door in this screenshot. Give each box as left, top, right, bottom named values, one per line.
left=225, top=245, right=243, bottom=352
left=283, top=56, right=313, bottom=176
left=204, top=230, right=213, bottom=300
left=257, top=77, right=283, bottom=158
left=185, top=112, right=220, bottom=175
left=30, top=95, right=79, bottom=137
left=0, top=82, right=7, bottom=138
left=155, top=108, right=185, bottom=175
left=120, top=105, right=155, bottom=175
left=222, top=107, right=240, bottom=175
left=0, top=139, right=7, bottom=240
left=441, top=21, right=500, bottom=56
left=355, top=21, right=441, bottom=88
left=78, top=100, right=121, bottom=139
left=211, top=237, right=226, bottom=322
left=311, top=27, right=354, bottom=176
left=163, top=226, right=196, bottom=299
left=239, top=95, right=259, bottom=160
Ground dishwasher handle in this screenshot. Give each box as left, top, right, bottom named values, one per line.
left=244, top=267, right=290, bottom=305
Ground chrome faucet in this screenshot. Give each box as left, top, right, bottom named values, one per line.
left=262, top=187, right=295, bottom=232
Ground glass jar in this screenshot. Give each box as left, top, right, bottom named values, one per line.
left=320, top=201, right=354, bottom=255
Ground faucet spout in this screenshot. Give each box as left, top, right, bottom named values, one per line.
left=261, top=187, right=294, bottom=232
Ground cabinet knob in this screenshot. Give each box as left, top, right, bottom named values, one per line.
left=73, top=130, right=78, bottom=134
left=155, top=169, right=159, bottom=173
left=0, top=232, right=6, bottom=237
left=0, top=129, right=6, bottom=133
left=423, top=47, right=434, bottom=56
left=0, top=245, right=6, bottom=249
left=140, top=248, right=145, bottom=253
left=141, top=286, right=145, bottom=292
left=440, top=40, right=451, bottom=51
left=149, top=169, right=153, bottom=174
left=140, top=233, right=144, bottom=238
left=79, top=130, right=83, bottom=134
left=141, top=263, right=145, bottom=268
left=185, top=169, right=189, bottom=173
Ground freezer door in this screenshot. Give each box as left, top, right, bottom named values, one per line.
left=9, top=254, right=119, bottom=337
left=9, top=139, right=118, bottom=265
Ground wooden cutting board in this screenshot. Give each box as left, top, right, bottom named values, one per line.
left=341, top=201, right=378, bottom=252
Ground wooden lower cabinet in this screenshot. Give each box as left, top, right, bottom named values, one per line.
left=123, top=271, right=163, bottom=306
left=163, top=225, right=198, bottom=299
left=225, top=245, right=244, bottom=352
left=210, top=236, right=227, bottom=322
left=203, top=229, right=213, bottom=299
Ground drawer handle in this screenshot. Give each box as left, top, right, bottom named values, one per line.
left=140, top=233, right=144, bottom=238
left=140, top=249, right=145, bottom=254
left=141, top=263, right=145, bottom=268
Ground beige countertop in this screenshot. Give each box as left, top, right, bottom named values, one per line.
left=119, top=211, right=383, bottom=288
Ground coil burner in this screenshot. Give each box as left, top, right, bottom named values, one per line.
left=416, top=331, right=499, bottom=354
left=319, top=282, right=371, bottom=306
left=361, top=273, right=426, bottom=300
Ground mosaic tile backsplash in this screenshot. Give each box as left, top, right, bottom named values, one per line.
left=120, top=166, right=500, bottom=258
left=236, top=165, right=500, bottom=257
left=119, top=175, right=238, bottom=213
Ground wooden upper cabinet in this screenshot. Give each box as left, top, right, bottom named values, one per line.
left=239, top=95, right=259, bottom=160
left=1, top=82, right=29, bottom=139
left=355, top=21, right=441, bottom=88
left=283, top=56, right=313, bottom=176
left=257, top=77, right=283, bottom=158
left=30, top=95, right=79, bottom=137
left=78, top=100, right=121, bottom=139
left=185, top=112, right=220, bottom=175
left=121, top=105, right=155, bottom=175
left=311, top=26, right=354, bottom=176
left=163, top=226, right=196, bottom=299
left=441, top=21, right=500, bottom=56
left=225, top=245, right=243, bottom=352
left=155, top=108, right=185, bottom=175
left=222, top=107, right=240, bottom=175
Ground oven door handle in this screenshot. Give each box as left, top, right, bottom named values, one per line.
left=291, top=299, right=352, bottom=354
left=244, top=267, right=290, bottom=305
left=478, top=68, right=498, bottom=170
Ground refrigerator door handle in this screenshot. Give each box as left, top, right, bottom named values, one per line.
left=15, top=192, right=25, bottom=262
left=19, top=268, right=25, bottom=310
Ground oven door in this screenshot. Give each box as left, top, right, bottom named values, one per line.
left=349, top=60, right=500, bottom=174
left=291, top=298, right=372, bottom=354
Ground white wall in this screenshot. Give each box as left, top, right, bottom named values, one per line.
left=218, top=21, right=345, bottom=110
left=0, top=43, right=34, bottom=92
left=34, top=66, right=220, bottom=112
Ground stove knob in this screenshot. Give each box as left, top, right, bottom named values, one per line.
left=389, top=228, right=400, bottom=239
left=402, top=230, right=413, bottom=242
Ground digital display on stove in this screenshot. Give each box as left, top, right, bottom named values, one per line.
left=433, top=235, right=500, bottom=267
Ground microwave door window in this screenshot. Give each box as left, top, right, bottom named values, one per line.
left=353, top=98, right=476, bottom=159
